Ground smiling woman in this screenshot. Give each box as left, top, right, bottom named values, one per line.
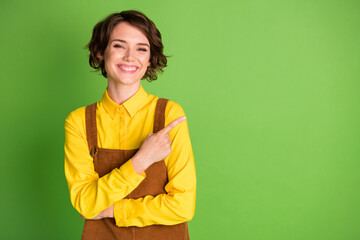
left=86, top=11, right=167, bottom=82
left=99, top=22, right=151, bottom=90
left=64, top=10, right=196, bottom=240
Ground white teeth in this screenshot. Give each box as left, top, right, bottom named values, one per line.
left=120, top=66, right=137, bottom=71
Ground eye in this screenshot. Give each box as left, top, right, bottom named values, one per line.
left=138, top=48, right=148, bottom=52
left=114, top=44, right=124, bottom=48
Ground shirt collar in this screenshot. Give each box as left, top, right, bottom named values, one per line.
left=101, top=84, right=149, bottom=119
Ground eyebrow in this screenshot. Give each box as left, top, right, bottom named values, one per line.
left=111, top=39, right=150, bottom=47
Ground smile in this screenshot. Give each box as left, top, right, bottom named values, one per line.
left=117, top=64, right=138, bottom=73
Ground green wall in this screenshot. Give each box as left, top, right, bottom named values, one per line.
left=1, top=0, right=359, bottom=239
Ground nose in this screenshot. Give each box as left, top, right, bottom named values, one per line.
left=123, top=48, right=135, bottom=62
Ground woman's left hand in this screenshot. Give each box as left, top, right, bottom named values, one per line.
left=80, top=204, right=114, bottom=220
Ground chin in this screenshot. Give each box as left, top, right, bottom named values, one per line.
left=108, top=71, right=145, bottom=86
left=117, top=79, right=141, bottom=86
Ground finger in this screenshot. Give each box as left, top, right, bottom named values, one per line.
left=164, top=133, right=171, bottom=144
left=159, top=116, right=186, bottom=134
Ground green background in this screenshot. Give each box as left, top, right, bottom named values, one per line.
left=1, top=0, right=359, bottom=239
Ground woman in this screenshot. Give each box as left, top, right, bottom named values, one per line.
left=64, top=10, right=196, bottom=240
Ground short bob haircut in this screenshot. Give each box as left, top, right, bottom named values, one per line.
left=85, top=10, right=167, bottom=82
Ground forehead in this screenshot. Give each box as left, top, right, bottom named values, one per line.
left=110, top=22, right=149, bottom=44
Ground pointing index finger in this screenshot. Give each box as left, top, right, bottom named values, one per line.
left=159, top=116, right=186, bottom=134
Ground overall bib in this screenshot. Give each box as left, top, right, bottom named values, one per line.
left=81, top=98, right=189, bottom=240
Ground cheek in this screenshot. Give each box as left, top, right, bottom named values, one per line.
left=104, top=52, right=120, bottom=68
left=142, top=55, right=151, bottom=66
left=106, top=51, right=118, bottom=60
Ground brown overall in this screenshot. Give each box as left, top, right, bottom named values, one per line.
left=81, top=98, right=189, bottom=240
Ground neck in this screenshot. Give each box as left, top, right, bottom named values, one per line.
left=107, top=81, right=141, bottom=105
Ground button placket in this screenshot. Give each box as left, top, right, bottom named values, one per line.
left=119, top=106, right=126, bottom=149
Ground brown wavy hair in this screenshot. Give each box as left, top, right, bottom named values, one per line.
left=85, top=10, right=167, bottom=81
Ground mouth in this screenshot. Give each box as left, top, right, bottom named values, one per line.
left=117, top=64, right=138, bottom=73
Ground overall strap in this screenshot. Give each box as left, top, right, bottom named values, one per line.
left=85, top=103, right=98, bottom=158
left=153, top=98, right=169, bottom=133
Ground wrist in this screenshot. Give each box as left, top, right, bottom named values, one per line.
left=131, top=152, right=150, bottom=175
left=108, top=205, right=114, bottom=218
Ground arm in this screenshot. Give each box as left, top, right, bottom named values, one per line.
left=113, top=102, right=196, bottom=227
left=64, top=108, right=146, bottom=219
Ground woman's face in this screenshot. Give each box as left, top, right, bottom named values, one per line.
left=99, top=22, right=151, bottom=87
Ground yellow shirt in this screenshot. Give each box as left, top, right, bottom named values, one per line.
left=64, top=85, right=196, bottom=227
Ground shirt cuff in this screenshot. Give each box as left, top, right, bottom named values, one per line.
left=114, top=160, right=145, bottom=227
left=114, top=199, right=130, bottom=227
left=119, top=159, right=146, bottom=188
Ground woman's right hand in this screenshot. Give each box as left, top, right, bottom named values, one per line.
left=131, top=116, right=186, bottom=175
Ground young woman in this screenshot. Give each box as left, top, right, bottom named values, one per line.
left=64, top=10, right=196, bottom=240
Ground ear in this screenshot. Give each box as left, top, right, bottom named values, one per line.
left=97, top=53, right=104, bottom=61
left=147, top=60, right=151, bottom=67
